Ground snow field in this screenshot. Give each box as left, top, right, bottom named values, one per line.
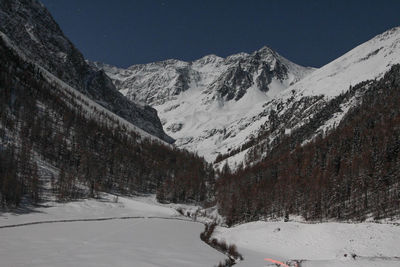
left=213, top=220, right=400, bottom=267
left=0, top=195, right=226, bottom=267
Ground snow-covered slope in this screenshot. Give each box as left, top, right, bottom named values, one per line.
left=0, top=31, right=167, bottom=144
left=99, top=27, right=400, bottom=166
left=94, top=47, right=314, bottom=162
left=0, top=0, right=172, bottom=142
left=213, top=220, right=400, bottom=267
left=232, top=26, right=400, bottom=167
left=211, top=26, right=400, bottom=168
left=285, top=27, right=400, bottom=98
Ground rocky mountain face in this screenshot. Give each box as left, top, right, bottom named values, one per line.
left=239, top=26, right=400, bottom=168
left=0, top=0, right=172, bottom=143
left=98, top=27, right=400, bottom=168
left=93, top=47, right=314, bottom=162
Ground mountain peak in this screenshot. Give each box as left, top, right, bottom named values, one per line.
left=257, top=45, right=275, bottom=53
left=97, top=42, right=314, bottom=162
left=194, top=54, right=223, bottom=65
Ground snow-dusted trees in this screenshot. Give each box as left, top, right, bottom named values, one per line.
left=0, top=146, right=21, bottom=207
left=217, top=65, right=400, bottom=225
left=0, top=44, right=42, bottom=206
left=0, top=37, right=215, bottom=206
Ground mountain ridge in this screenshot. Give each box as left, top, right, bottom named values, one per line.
left=97, top=26, right=400, bottom=167
left=93, top=46, right=315, bottom=162
left=0, top=0, right=173, bottom=143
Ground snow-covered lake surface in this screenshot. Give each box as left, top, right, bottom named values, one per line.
left=1, top=194, right=399, bottom=267
left=0, top=194, right=226, bottom=267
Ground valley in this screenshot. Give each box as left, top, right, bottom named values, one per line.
left=0, top=1, right=399, bottom=266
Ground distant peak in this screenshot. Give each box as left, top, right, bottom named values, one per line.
left=387, top=25, right=400, bottom=33
left=258, top=45, right=274, bottom=53
left=195, top=54, right=223, bottom=64
left=370, top=25, right=400, bottom=43
left=254, top=45, right=278, bottom=57
left=201, top=54, right=219, bottom=59
left=152, top=58, right=185, bottom=65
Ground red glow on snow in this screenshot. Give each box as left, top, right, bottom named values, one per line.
left=264, top=258, right=296, bottom=267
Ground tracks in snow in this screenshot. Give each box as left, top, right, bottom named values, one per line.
left=0, top=216, right=195, bottom=229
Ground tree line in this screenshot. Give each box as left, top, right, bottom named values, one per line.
left=1, top=34, right=399, bottom=226
left=0, top=37, right=214, bottom=207
left=216, top=65, right=400, bottom=225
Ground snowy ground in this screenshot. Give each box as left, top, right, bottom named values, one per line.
left=0, top=194, right=226, bottom=267
left=1, top=195, right=399, bottom=267
left=213, top=220, right=400, bottom=267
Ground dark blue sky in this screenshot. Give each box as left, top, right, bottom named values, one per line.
left=41, top=0, right=400, bottom=68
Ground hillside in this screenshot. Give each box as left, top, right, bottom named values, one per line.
left=215, top=64, right=400, bottom=225
left=0, top=1, right=213, bottom=207
left=0, top=0, right=172, bottom=142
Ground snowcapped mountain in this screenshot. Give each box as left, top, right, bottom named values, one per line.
left=98, top=26, right=400, bottom=167
left=283, top=26, right=400, bottom=98
left=230, top=26, right=400, bottom=167
left=0, top=0, right=172, bottom=143
left=93, top=47, right=314, bottom=162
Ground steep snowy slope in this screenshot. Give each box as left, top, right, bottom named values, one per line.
left=96, top=25, right=400, bottom=166
left=0, top=0, right=172, bottom=142
left=234, top=26, right=400, bottom=167
left=0, top=29, right=216, bottom=206
left=284, top=26, right=400, bottom=98
left=0, top=31, right=167, bottom=144
left=94, top=47, right=314, bottom=161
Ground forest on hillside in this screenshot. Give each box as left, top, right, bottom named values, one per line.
left=1, top=34, right=399, bottom=225
left=216, top=65, right=400, bottom=225
left=0, top=38, right=214, bottom=207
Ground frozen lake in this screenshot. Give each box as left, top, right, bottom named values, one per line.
left=0, top=218, right=225, bottom=267
left=0, top=195, right=226, bottom=267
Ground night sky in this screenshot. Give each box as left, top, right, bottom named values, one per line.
left=41, top=0, right=400, bottom=68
